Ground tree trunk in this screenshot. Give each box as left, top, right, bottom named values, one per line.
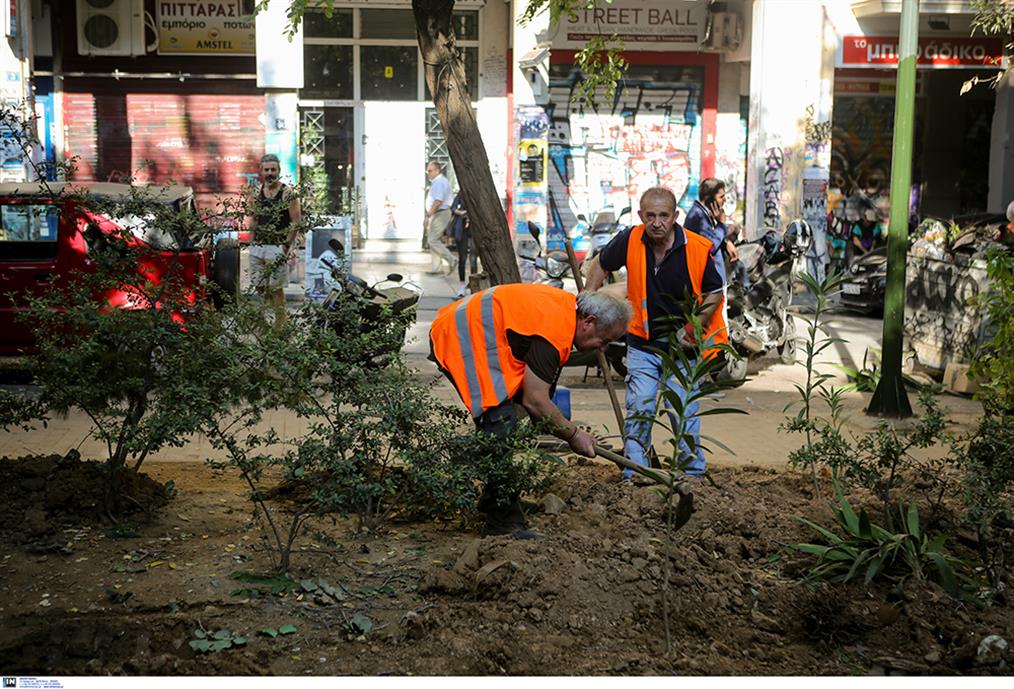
left=412, top=0, right=521, bottom=285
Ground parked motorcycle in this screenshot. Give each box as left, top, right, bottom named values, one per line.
left=318, top=239, right=421, bottom=365
left=718, top=220, right=811, bottom=383
left=583, top=206, right=631, bottom=283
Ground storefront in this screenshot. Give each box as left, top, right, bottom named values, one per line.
left=828, top=33, right=1006, bottom=261
left=292, top=1, right=505, bottom=245
left=534, top=0, right=745, bottom=251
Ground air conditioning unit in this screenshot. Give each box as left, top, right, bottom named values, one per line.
left=703, top=11, right=742, bottom=52
left=76, top=0, right=145, bottom=56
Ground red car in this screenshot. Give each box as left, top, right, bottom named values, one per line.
left=0, top=182, right=239, bottom=355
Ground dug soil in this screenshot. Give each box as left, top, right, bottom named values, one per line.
left=0, top=455, right=1010, bottom=676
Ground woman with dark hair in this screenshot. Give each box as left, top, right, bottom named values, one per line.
left=683, top=178, right=741, bottom=287
left=449, top=191, right=477, bottom=298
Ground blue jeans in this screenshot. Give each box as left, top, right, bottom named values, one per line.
left=622, top=346, right=706, bottom=477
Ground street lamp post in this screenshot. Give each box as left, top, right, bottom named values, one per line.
left=868, top=0, right=919, bottom=418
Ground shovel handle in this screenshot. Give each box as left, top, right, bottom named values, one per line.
left=593, top=444, right=672, bottom=488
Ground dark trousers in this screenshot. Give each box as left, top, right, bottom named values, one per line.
left=456, top=233, right=478, bottom=282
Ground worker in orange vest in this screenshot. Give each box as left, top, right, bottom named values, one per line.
left=586, top=186, right=727, bottom=479
left=430, top=284, right=631, bottom=537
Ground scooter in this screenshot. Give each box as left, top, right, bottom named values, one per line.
left=318, top=238, right=421, bottom=365
left=718, top=220, right=811, bottom=383
left=583, top=206, right=631, bottom=283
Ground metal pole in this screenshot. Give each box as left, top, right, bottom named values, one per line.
left=868, top=0, right=919, bottom=418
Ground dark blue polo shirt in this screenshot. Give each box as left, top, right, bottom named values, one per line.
left=599, top=225, right=724, bottom=352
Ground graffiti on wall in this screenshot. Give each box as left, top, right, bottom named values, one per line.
left=544, top=68, right=703, bottom=241
left=762, top=146, right=784, bottom=229
left=904, top=256, right=989, bottom=370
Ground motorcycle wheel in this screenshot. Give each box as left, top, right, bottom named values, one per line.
left=778, top=315, right=798, bottom=365
left=716, top=354, right=748, bottom=385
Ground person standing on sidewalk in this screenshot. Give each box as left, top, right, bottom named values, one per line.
left=247, top=154, right=302, bottom=319
left=425, top=160, right=456, bottom=276
left=586, top=186, right=726, bottom=479
left=683, top=177, right=737, bottom=284
left=449, top=190, right=477, bottom=297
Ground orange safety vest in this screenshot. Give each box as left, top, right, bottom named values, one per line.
left=625, top=223, right=728, bottom=358
left=430, top=283, right=576, bottom=417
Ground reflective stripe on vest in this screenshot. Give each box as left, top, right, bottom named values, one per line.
left=452, top=286, right=507, bottom=417
left=431, top=284, right=578, bottom=418
left=624, top=224, right=728, bottom=356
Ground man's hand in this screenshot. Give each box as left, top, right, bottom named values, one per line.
left=676, top=324, right=696, bottom=349
left=726, top=240, right=740, bottom=263
left=568, top=428, right=597, bottom=458
left=709, top=199, right=726, bottom=225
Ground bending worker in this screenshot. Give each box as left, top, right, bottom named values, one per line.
left=430, top=283, right=631, bottom=537
left=586, top=186, right=727, bottom=479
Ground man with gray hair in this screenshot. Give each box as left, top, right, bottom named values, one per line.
left=429, top=283, right=631, bottom=537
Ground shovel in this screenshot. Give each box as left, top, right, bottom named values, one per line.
left=593, top=444, right=695, bottom=532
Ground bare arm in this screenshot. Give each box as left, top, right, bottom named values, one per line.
left=584, top=255, right=608, bottom=292
left=698, top=291, right=723, bottom=326
left=520, top=367, right=596, bottom=457
left=285, top=190, right=302, bottom=251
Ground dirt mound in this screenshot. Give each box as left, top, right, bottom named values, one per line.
left=0, top=454, right=168, bottom=543
left=0, top=461, right=1011, bottom=675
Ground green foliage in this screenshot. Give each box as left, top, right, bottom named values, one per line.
left=970, top=249, right=1014, bottom=417
left=573, top=37, right=628, bottom=107
left=190, top=628, right=248, bottom=654
left=782, top=270, right=846, bottom=494
left=793, top=482, right=963, bottom=597
left=963, top=0, right=1013, bottom=92
left=198, top=296, right=494, bottom=571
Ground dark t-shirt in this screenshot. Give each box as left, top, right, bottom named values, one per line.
left=599, top=225, right=724, bottom=351
left=505, top=331, right=560, bottom=384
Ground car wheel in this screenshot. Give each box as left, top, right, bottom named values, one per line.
left=212, top=239, right=240, bottom=307
left=778, top=315, right=798, bottom=365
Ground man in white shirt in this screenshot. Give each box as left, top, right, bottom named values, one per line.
left=425, top=159, right=456, bottom=276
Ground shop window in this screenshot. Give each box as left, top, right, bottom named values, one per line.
left=302, top=45, right=354, bottom=100
left=424, top=48, right=478, bottom=102
left=452, top=11, right=478, bottom=41
left=304, top=8, right=353, bottom=38
left=361, top=46, right=418, bottom=101
left=0, top=204, right=59, bottom=260
left=361, top=9, right=416, bottom=40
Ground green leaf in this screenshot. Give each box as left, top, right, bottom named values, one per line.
left=278, top=624, right=297, bottom=636
left=350, top=612, right=373, bottom=634
left=213, top=628, right=232, bottom=640
left=905, top=502, right=921, bottom=539
left=232, top=636, right=247, bottom=646
left=864, top=555, right=883, bottom=584
left=858, top=510, right=872, bottom=540
left=210, top=639, right=232, bottom=652
left=698, top=433, right=735, bottom=455
left=927, top=553, right=958, bottom=597
left=796, top=517, right=845, bottom=545
left=189, top=639, right=212, bottom=653
left=834, top=483, right=861, bottom=535
left=193, top=628, right=207, bottom=639
left=258, top=627, right=278, bottom=638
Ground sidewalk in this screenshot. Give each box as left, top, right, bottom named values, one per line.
left=0, top=253, right=984, bottom=471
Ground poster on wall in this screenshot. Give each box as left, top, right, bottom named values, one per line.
left=544, top=67, right=704, bottom=246
left=157, top=1, right=256, bottom=55
left=514, top=107, right=549, bottom=282
left=518, top=140, right=546, bottom=186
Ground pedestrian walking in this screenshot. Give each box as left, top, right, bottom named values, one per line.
left=586, top=186, right=727, bottom=478
left=449, top=191, right=478, bottom=297
left=429, top=284, right=630, bottom=536
left=424, top=160, right=456, bottom=276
